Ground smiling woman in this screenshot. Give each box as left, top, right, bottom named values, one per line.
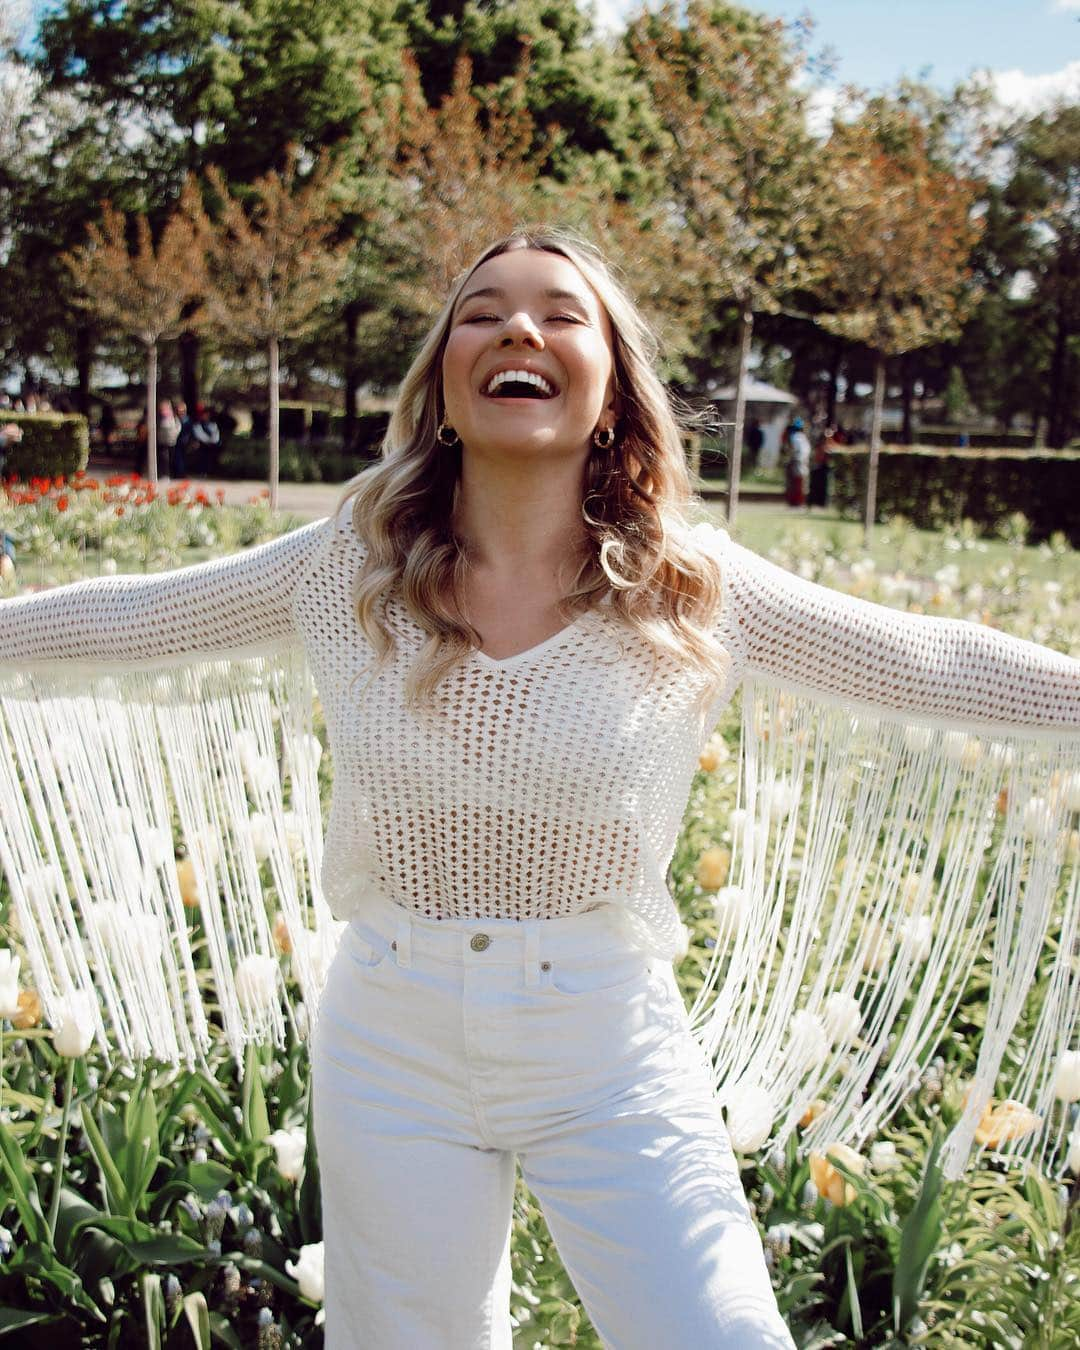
left=1, top=226, right=1078, bottom=1350
left=345, top=230, right=728, bottom=709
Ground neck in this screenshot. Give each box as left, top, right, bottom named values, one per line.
left=451, top=449, right=590, bottom=578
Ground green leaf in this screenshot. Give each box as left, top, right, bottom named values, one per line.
left=0, top=1115, right=48, bottom=1244
left=72, top=1215, right=208, bottom=1265
left=79, top=1102, right=131, bottom=1218
left=893, top=1131, right=946, bottom=1335
left=207, top=1312, right=244, bottom=1349
left=183, top=1292, right=211, bottom=1350
left=142, top=1272, right=163, bottom=1350
left=241, top=1044, right=270, bottom=1147
left=121, top=1071, right=160, bottom=1210
left=298, top=1076, right=321, bottom=1246
left=0, top=1308, right=63, bottom=1335
left=844, top=1241, right=864, bottom=1341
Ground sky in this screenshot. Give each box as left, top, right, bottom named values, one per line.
left=600, top=0, right=1080, bottom=116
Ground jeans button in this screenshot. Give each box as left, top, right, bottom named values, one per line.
left=470, top=933, right=491, bottom=952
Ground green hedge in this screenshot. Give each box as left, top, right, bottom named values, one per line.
left=0, top=412, right=90, bottom=480
left=831, top=446, right=1080, bottom=545
left=217, top=437, right=380, bottom=484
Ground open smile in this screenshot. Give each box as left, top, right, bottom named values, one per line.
left=480, top=368, right=559, bottom=400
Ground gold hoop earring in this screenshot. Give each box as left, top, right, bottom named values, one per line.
left=592, top=425, right=616, bottom=450
left=437, top=421, right=460, bottom=447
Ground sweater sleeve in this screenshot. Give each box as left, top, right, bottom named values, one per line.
left=703, top=524, right=1080, bottom=731
left=0, top=517, right=329, bottom=672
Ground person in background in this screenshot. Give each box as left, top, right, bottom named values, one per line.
left=157, top=400, right=182, bottom=479
left=784, top=416, right=810, bottom=507
left=744, top=416, right=764, bottom=473
left=808, top=424, right=836, bottom=510
left=190, top=403, right=221, bottom=477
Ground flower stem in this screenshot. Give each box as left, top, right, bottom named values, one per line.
left=46, top=1057, right=76, bottom=1245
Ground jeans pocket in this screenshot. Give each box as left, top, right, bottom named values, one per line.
left=344, top=925, right=391, bottom=971
left=544, top=948, right=653, bottom=997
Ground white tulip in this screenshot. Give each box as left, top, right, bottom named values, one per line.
left=712, top=886, right=748, bottom=932
left=52, top=990, right=95, bottom=1057
left=249, top=755, right=279, bottom=796
left=1067, top=1129, right=1080, bottom=1177
left=233, top=729, right=259, bottom=776
left=248, top=813, right=274, bottom=862
left=870, top=1141, right=901, bottom=1171
left=787, top=1010, right=829, bottom=1069
left=143, top=826, right=173, bottom=869
left=1053, top=1051, right=1080, bottom=1104
left=768, top=779, right=797, bottom=821
left=281, top=811, right=304, bottom=858
left=0, top=949, right=21, bottom=1019
left=1022, top=797, right=1055, bottom=841
left=899, top=916, right=933, bottom=963
left=823, top=992, right=862, bottom=1046
left=234, top=954, right=278, bottom=1016
left=289, top=734, right=323, bottom=776
left=286, top=1241, right=325, bottom=1303
left=724, top=1084, right=775, bottom=1153
left=267, top=1126, right=307, bottom=1182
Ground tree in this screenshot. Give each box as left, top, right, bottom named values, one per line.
left=63, top=179, right=206, bottom=482
left=815, top=102, right=983, bottom=541
left=1010, top=105, right=1080, bottom=448
left=626, top=2, right=824, bottom=525
left=201, top=150, right=351, bottom=508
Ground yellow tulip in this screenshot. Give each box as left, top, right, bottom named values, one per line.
left=809, top=1144, right=865, bottom=1206
left=798, top=1099, right=828, bottom=1129
left=695, top=846, right=730, bottom=892
left=176, top=858, right=200, bottom=909
left=973, top=1098, right=1042, bottom=1149
left=12, top=988, right=42, bottom=1029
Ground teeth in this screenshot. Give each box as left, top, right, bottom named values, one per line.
left=484, top=370, right=555, bottom=397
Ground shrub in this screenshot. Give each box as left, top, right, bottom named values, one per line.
left=831, top=446, right=1080, bottom=545
left=1, top=413, right=90, bottom=480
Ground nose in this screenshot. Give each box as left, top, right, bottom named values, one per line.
left=498, top=311, right=544, bottom=349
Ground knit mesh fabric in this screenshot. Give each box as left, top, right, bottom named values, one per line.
left=3, top=508, right=1078, bottom=958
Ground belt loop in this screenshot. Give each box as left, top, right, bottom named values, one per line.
left=524, top=924, right=541, bottom=989
left=394, top=916, right=412, bottom=968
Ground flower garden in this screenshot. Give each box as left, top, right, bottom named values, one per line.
left=0, top=482, right=1078, bottom=1347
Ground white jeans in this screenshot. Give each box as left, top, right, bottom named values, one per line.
left=311, top=893, right=794, bottom=1349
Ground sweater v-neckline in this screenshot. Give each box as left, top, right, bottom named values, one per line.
left=472, top=613, right=589, bottom=671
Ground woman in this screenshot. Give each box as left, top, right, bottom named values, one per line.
left=1, top=231, right=1078, bottom=1347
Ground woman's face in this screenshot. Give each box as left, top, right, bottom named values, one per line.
left=441, top=248, right=617, bottom=464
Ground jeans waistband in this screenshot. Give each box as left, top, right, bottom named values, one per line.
left=349, top=890, right=645, bottom=989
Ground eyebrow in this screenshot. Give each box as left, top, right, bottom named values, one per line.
left=455, top=286, right=591, bottom=310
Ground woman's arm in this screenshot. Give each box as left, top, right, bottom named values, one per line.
left=703, top=525, right=1080, bottom=730
left=0, top=516, right=329, bottom=671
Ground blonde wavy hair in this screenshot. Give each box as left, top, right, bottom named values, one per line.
left=337, top=228, right=728, bottom=710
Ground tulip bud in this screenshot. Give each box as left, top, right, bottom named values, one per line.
left=695, top=846, right=730, bottom=892
left=52, top=990, right=95, bottom=1057
left=724, top=1083, right=775, bottom=1153
left=1053, top=1050, right=1080, bottom=1104
left=0, top=949, right=21, bottom=1019
left=286, top=1241, right=325, bottom=1303
left=809, top=1144, right=865, bottom=1206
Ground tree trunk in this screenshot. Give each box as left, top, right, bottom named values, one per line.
left=901, top=353, right=914, bottom=445
left=726, top=304, right=753, bottom=530
left=343, top=301, right=360, bottom=452
left=864, top=351, right=886, bottom=547
left=75, top=325, right=93, bottom=418
left=826, top=340, right=841, bottom=425
left=1046, top=291, right=1072, bottom=449
left=179, top=330, right=200, bottom=413
left=268, top=335, right=280, bottom=512
left=145, top=341, right=158, bottom=486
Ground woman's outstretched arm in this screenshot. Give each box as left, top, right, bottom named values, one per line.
left=702, top=525, right=1080, bottom=731
left=0, top=516, right=329, bottom=671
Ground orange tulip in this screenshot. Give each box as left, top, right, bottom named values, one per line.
left=809, top=1144, right=865, bottom=1206
left=695, top=846, right=730, bottom=892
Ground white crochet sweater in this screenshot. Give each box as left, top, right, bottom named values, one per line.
left=2, top=506, right=1077, bottom=955
left=2, top=507, right=1078, bottom=1175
